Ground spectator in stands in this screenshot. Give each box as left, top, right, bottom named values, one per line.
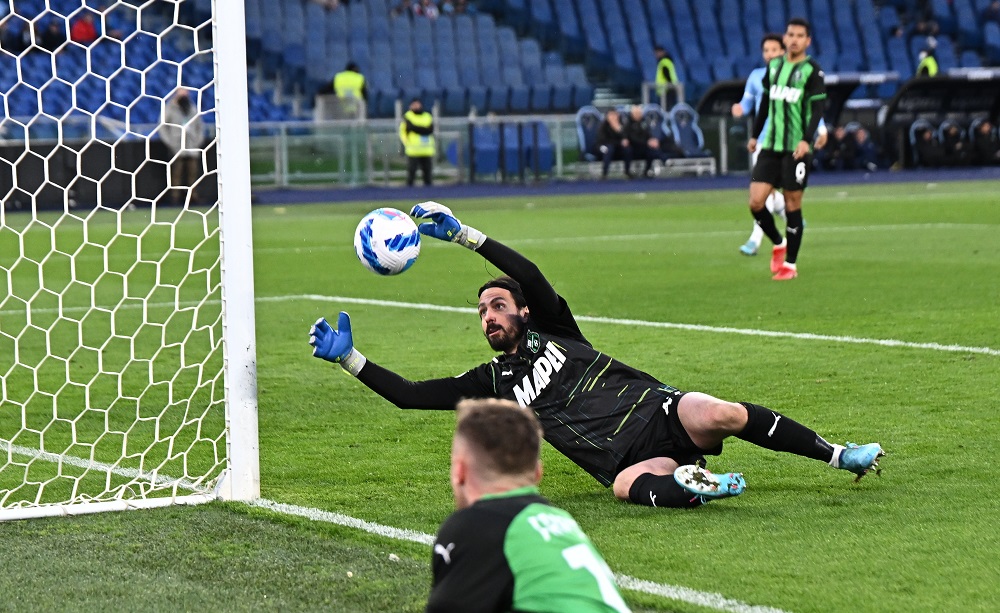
left=916, top=47, right=938, bottom=78
left=596, top=108, right=631, bottom=179
left=421, top=0, right=440, bottom=19
left=972, top=120, right=1000, bottom=165
left=70, top=11, right=99, bottom=45
left=161, top=88, right=206, bottom=206
left=825, top=125, right=851, bottom=171
left=853, top=127, right=879, bottom=172
left=910, top=19, right=939, bottom=41
left=39, top=20, right=66, bottom=52
left=653, top=46, right=680, bottom=108
left=399, top=98, right=435, bottom=186
left=940, top=123, right=970, bottom=166
left=982, top=1, right=1000, bottom=24
left=623, top=105, right=662, bottom=178
left=914, top=126, right=946, bottom=168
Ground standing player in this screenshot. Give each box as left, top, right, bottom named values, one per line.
left=309, top=201, right=885, bottom=509
left=747, top=17, right=826, bottom=280
left=733, top=34, right=828, bottom=257
left=428, top=398, right=629, bottom=613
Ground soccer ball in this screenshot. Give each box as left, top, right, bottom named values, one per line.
left=354, top=208, right=421, bottom=276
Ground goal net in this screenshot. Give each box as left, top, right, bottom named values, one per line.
left=0, top=0, right=259, bottom=520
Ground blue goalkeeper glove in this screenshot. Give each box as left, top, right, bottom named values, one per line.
left=410, top=201, right=486, bottom=250
left=309, top=312, right=366, bottom=376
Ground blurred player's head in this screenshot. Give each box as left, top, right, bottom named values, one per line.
left=478, top=276, right=529, bottom=353
left=450, top=398, right=543, bottom=509
left=761, top=33, right=785, bottom=63
left=784, top=17, right=812, bottom=60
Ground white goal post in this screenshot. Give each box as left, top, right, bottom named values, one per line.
left=0, top=0, right=259, bottom=520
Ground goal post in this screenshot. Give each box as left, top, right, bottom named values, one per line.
left=0, top=0, right=259, bottom=520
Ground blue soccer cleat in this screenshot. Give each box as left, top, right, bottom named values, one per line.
left=673, top=465, right=746, bottom=499
left=838, top=442, right=885, bottom=482
left=739, top=241, right=758, bottom=256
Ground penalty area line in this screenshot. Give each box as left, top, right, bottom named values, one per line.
left=249, top=498, right=792, bottom=613
left=4, top=442, right=791, bottom=612
left=275, top=294, right=1000, bottom=357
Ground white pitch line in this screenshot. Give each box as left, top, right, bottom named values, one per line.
left=250, top=222, right=995, bottom=253
left=250, top=498, right=792, bottom=613
left=3, top=442, right=792, bottom=613
left=7, top=293, right=997, bottom=356
left=278, top=294, right=1000, bottom=357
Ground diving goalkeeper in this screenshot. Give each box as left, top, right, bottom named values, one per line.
left=309, top=202, right=885, bottom=508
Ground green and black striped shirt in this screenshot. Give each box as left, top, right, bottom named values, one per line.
left=756, top=56, right=827, bottom=153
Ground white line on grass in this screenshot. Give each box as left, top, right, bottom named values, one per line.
left=277, top=294, right=1000, bottom=357
left=250, top=222, right=996, bottom=253
left=6, top=294, right=996, bottom=356
left=251, top=499, right=791, bottom=613
left=2, top=442, right=791, bottom=613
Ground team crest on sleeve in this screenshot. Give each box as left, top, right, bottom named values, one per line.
left=526, top=331, right=541, bottom=353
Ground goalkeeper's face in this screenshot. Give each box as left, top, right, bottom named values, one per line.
left=478, top=288, right=529, bottom=354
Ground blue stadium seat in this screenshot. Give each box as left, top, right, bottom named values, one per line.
left=553, top=0, right=586, bottom=59
left=566, top=65, right=595, bottom=108
left=575, top=105, right=603, bottom=161
left=521, top=121, right=554, bottom=173
left=669, top=103, right=711, bottom=158
left=930, top=0, right=957, bottom=35
left=959, top=49, right=982, bottom=67
left=909, top=118, right=937, bottom=166
left=528, top=0, right=556, bottom=48
left=245, top=0, right=263, bottom=61
left=985, top=22, right=1000, bottom=64
left=469, top=125, right=500, bottom=176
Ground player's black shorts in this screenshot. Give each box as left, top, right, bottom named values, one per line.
left=751, top=149, right=813, bottom=192
left=616, top=391, right=724, bottom=475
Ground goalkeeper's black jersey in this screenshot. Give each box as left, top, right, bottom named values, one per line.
left=357, top=238, right=677, bottom=487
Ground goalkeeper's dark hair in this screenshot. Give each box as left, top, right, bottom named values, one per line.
left=455, top=398, right=541, bottom=478
left=478, top=276, right=526, bottom=309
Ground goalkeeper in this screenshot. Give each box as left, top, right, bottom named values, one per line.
left=310, top=202, right=885, bottom=508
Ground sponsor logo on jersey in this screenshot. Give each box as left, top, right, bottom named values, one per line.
left=513, top=342, right=567, bottom=407
left=769, top=84, right=803, bottom=104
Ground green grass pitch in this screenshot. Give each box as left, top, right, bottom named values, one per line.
left=1, top=180, right=998, bottom=612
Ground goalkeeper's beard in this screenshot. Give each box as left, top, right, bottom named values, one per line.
left=485, top=319, right=525, bottom=353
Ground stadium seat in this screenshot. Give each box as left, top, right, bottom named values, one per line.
left=669, top=103, right=711, bottom=158
left=575, top=105, right=603, bottom=162
left=908, top=118, right=938, bottom=166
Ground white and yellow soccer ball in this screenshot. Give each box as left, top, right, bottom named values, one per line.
left=353, top=207, right=421, bottom=275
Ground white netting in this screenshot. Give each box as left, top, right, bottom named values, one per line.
left=0, top=0, right=237, bottom=514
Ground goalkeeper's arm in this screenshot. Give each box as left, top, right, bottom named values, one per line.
left=309, top=312, right=483, bottom=410
left=409, top=202, right=563, bottom=318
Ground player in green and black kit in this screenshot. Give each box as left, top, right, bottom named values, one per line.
left=309, top=202, right=885, bottom=508
left=427, top=399, right=629, bottom=612
left=748, top=17, right=827, bottom=281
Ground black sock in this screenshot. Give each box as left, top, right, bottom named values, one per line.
left=785, top=209, right=804, bottom=264
left=737, top=403, right=835, bottom=462
left=752, top=207, right=784, bottom=245
left=628, top=473, right=707, bottom=508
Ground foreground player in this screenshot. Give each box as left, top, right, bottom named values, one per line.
left=733, top=33, right=828, bottom=257
left=428, top=398, right=629, bottom=613
left=310, top=202, right=884, bottom=508
left=748, top=17, right=826, bottom=280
